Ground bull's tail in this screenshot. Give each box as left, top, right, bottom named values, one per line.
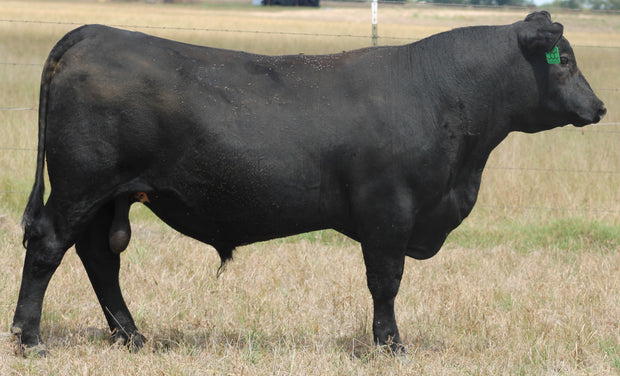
left=22, top=25, right=91, bottom=247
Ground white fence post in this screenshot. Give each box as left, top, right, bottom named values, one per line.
left=371, top=0, right=378, bottom=46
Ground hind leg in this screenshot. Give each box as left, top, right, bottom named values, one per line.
left=11, top=204, right=76, bottom=354
left=75, top=202, right=145, bottom=350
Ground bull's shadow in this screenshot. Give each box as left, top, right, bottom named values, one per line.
left=9, top=325, right=381, bottom=358
left=10, top=324, right=408, bottom=359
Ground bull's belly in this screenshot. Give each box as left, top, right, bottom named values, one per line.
left=140, top=189, right=328, bottom=248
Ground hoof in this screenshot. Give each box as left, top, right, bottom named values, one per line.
left=376, top=336, right=407, bottom=356
left=11, top=325, right=49, bottom=357
left=383, top=341, right=407, bottom=355
left=111, top=330, right=147, bottom=352
left=21, top=344, right=50, bottom=358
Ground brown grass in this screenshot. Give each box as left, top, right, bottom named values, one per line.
left=0, top=1, right=619, bottom=374
left=1, top=213, right=618, bottom=374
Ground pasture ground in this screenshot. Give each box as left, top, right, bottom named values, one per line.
left=0, top=1, right=619, bottom=374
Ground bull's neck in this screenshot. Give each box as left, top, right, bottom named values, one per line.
left=397, top=26, right=527, bottom=155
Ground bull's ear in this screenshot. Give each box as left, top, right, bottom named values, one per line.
left=518, top=11, right=564, bottom=54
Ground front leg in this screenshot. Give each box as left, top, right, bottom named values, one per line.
left=352, top=184, right=413, bottom=353
left=362, top=245, right=406, bottom=352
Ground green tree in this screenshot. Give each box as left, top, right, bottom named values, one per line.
left=589, top=0, right=620, bottom=9
left=551, top=0, right=584, bottom=8
left=425, top=0, right=529, bottom=5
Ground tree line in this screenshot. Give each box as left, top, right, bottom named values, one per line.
left=422, top=0, right=620, bottom=9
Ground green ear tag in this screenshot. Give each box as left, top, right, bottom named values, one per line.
left=545, top=46, right=560, bottom=64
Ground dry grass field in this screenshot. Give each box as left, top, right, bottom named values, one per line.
left=0, top=1, right=619, bottom=374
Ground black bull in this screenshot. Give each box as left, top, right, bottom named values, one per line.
left=12, top=11, right=606, bottom=353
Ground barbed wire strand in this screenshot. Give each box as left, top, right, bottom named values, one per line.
left=0, top=18, right=390, bottom=40
left=486, top=166, right=620, bottom=174
left=0, top=147, right=37, bottom=151
left=2, top=18, right=620, bottom=48
left=478, top=205, right=620, bottom=214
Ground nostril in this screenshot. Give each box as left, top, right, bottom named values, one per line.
left=598, top=104, right=607, bottom=118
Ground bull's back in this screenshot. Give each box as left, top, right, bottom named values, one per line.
left=49, top=25, right=372, bottom=158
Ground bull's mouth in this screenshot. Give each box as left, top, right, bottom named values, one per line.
left=572, top=118, right=595, bottom=127
left=572, top=104, right=607, bottom=127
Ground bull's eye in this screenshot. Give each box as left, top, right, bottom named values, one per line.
left=560, top=56, right=569, bottom=65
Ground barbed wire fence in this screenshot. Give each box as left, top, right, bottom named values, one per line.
left=1, top=16, right=619, bottom=215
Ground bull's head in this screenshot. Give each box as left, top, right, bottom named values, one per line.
left=516, top=11, right=606, bottom=132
